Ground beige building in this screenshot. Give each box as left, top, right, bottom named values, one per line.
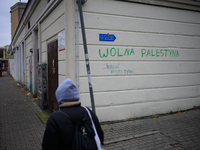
left=10, top=2, right=27, bottom=39
left=9, top=0, right=200, bottom=122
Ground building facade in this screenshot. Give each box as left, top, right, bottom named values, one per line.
left=10, top=2, right=27, bottom=39
left=9, top=0, right=200, bottom=122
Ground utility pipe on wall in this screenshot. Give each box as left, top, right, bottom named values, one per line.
left=75, top=5, right=80, bottom=90
left=32, top=30, right=38, bottom=96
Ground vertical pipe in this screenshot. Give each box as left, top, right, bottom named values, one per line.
left=22, top=42, right=25, bottom=85
left=38, top=23, right=41, bottom=65
left=24, top=40, right=27, bottom=87
left=20, top=44, right=22, bottom=83
left=19, top=45, right=21, bottom=83
left=75, top=5, right=80, bottom=89
left=33, top=30, right=38, bottom=96
left=17, top=47, right=20, bottom=82
left=77, top=0, right=96, bottom=114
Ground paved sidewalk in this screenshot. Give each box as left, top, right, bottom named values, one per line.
left=102, top=108, right=200, bottom=150
left=0, top=72, right=45, bottom=150
left=0, top=72, right=200, bottom=150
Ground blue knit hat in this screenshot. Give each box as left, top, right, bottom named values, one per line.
left=55, top=78, right=80, bottom=105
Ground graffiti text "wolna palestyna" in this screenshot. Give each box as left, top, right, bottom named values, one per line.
left=99, top=47, right=135, bottom=58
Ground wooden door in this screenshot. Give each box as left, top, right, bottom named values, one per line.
left=47, top=40, right=58, bottom=111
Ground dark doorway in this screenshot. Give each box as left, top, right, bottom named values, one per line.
left=47, top=40, right=58, bottom=111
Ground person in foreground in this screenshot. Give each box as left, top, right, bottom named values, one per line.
left=42, top=78, right=104, bottom=150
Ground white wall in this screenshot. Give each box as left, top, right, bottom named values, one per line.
left=25, top=34, right=33, bottom=91
left=8, top=44, right=25, bottom=85
left=78, top=0, right=200, bottom=121
left=11, top=0, right=67, bottom=95
left=11, top=0, right=48, bottom=92
left=8, top=59, right=16, bottom=80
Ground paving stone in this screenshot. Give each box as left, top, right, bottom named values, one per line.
left=1, top=72, right=200, bottom=150
left=102, top=106, right=200, bottom=149
left=0, top=72, right=45, bottom=150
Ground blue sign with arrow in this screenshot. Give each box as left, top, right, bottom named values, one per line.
left=99, top=34, right=116, bottom=42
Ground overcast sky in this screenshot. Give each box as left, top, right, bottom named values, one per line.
left=0, top=0, right=28, bottom=47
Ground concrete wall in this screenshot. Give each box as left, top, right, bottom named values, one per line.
left=78, top=0, right=200, bottom=121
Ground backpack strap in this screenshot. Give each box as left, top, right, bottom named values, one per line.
left=82, top=106, right=103, bottom=150
left=58, top=109, right=95, bottom=150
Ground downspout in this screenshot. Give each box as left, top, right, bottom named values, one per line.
left=77, top=0, right=96, bottom=114
left=17, top=46, right=20, bottom=82
left=19, top=44, right=22, bottom=84
left=38, top=23, right=41, bottom=65
left=33, top=29, right=38, bottom=96
left=22, top=41, right=25, bottom=85
left=76, top=5, right=80, bottom=90
left=24, top=40, right=26, bottom=88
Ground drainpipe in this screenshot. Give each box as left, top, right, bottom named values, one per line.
left=38, top=23, right=41, bottom=65
left=33, top=30, right=38, bottom=96
left=16, top=46, right=19, bottom=82
left=24, top=40, right=26, bottom=88
left=19, top=44, right=22, bottom=84
left=77, top=0, right=96, bottom=114
left=22, top=41, right=25, bottom=85
left=76, top=5, right=80, bottom=89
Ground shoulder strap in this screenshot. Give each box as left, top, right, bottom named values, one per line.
left=82, top=106, right=103, bottom=150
